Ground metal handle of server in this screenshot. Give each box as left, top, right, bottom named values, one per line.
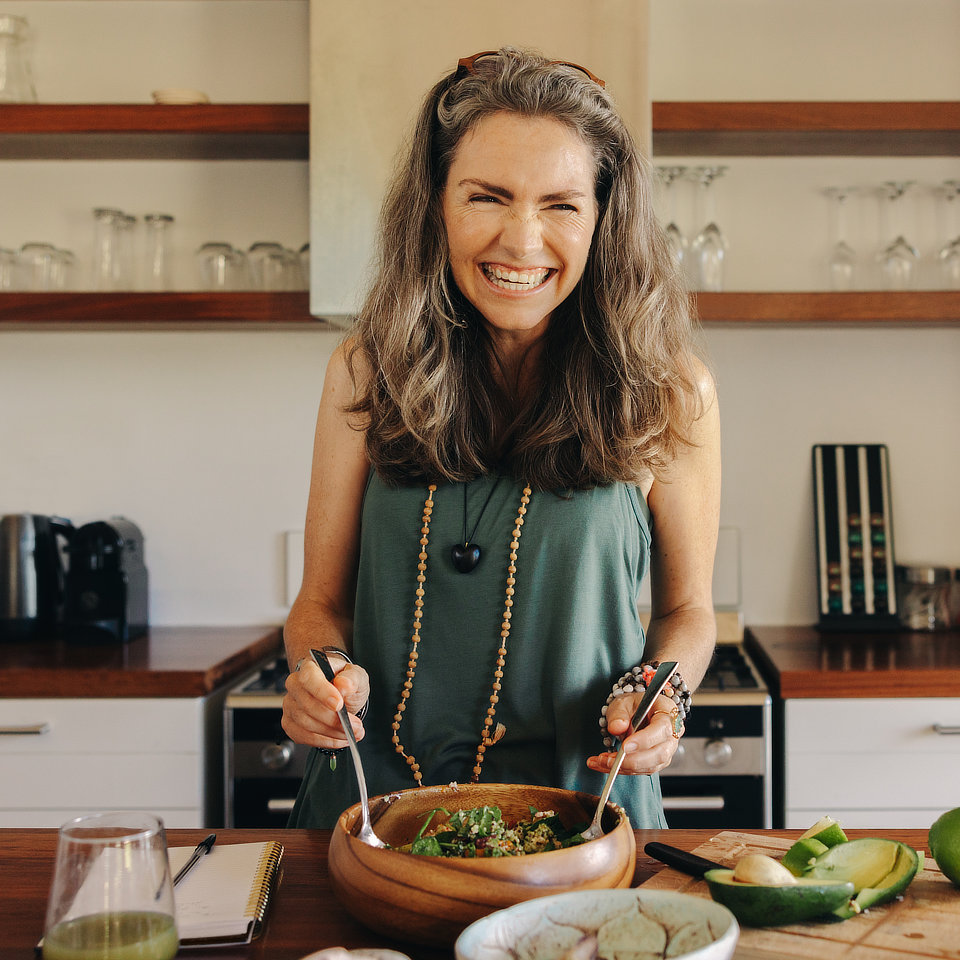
left=661, top=796, right=725, bottom=811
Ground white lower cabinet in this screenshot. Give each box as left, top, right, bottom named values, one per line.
left=0, top=696, right=226, bottom=828
left=784, top=698, right=960, bottom=829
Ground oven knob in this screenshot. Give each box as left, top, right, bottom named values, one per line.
left=703, top=738, right=733, bottom=767
left=260, top=740, right=294, bottom=770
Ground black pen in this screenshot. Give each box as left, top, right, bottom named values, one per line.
left=174, top=833, right=216, bottom=886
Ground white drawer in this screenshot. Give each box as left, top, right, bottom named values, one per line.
left=785, top=698, right=960, bottom=811
left=0, top=699, right=202, bottom=754
left=0, top=752, right=202, bottom=809
left=0, top=808, right=202, bottom=828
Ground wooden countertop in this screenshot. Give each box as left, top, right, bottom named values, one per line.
left=746, top=624, right=960, bottom=698
left=1, top=826, right=934, bottom=960
left=0, top=625, right=283, bottom=697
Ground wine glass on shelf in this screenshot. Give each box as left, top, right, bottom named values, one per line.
left=935, top=179, right=960, bottom=289
left=877, top=180, right=919, bottom=290
left=654, top=165, right=688, bottom=270
left=824, top=186, right=858, bottom=290
left=689, top=165, right=728, bottom=292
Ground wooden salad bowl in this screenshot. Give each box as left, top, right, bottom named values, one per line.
left=328, top=782, right=636, bottom=947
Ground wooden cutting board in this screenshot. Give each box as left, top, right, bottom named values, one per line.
left=641, top=831, right=960, bottom=959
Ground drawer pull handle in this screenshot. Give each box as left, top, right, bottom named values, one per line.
left=661, top=796, right=725, bottom=811
left=933, top=724, right=960, bottom=735
left=0, top=722, right=51, bottom=735
left=266, top=798, right=296, bottom=813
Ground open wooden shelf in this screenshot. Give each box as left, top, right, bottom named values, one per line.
left=0, top=292, right=339, bottom=328
left=652, top=101, right=960, bottom=156
left=0, top=103, right=309, bottom=159
left=695, top=291, right=960, bottom=325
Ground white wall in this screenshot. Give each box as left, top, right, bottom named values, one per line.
left=2, top=1, right=958, bottom=629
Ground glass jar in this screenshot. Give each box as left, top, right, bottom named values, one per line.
left=0, top=15, right=36, bottom=103
left=895, top=564, right=952, bottom=631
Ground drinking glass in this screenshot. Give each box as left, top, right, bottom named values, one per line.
left=936, top=179, right=960, bottom=289
left=92, top=208, right=125, bottom=290
left=689, top=165, right=728, bottom=292
left=0, top=246, right=17, bottom=289
left=196, top=242, right=249, bottom=290
left=654, top=165, right=687, bottom=269
left=42, top=811, right=178, bottom=960
left=18, top=241, right=58, bottom=290
left=298, top=242, right=310, bottom=289
left=824, top=186, right=857, bottom=290
left=246, top=241, right=284, bottom=289
left=142, top=214, right=174, bottom=290
left=0, top=14, right=37, bottom=103
left=877, top=181, right=919, bottom=290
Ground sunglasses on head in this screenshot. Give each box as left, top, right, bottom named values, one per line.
left=455, top=50, right=605, bottom=89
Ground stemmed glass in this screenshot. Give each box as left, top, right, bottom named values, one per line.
left=654, top=165, right=688, bottom=270
left=689, top=165, right=728, bottom=292
left=935, top=179, right=960, bottom=288
left=877, top=181, right=919, bottom=289
left=824, top=186, right=857, bottom=290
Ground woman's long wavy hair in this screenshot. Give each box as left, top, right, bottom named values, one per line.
left=346, top=47, right=705, bottom=491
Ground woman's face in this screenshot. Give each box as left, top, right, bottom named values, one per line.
left=441, top=112, right=598, bottom=351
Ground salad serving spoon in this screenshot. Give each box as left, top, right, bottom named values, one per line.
left=580, top=660, right=679, bottom=841
left=309, top=648, right=387, bottom=848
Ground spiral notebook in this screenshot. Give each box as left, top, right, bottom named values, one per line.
left=168, top=840, right=284, bottom=947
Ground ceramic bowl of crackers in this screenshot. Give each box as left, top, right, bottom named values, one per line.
left=455, top=888, right=740, bottom=960
left=328, top=782, right=636, bottom=947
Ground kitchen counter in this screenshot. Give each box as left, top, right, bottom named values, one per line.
left=0, top=626, right=283, bottom=697
left=745, top=625, right=960, bottom=698
left=0, top=826, right=935, bottom=960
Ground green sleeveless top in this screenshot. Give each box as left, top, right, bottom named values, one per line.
left=288, top=473, right=666, bottom=829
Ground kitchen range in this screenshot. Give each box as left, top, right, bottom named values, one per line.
left=223, top=638, right=772, bottom=830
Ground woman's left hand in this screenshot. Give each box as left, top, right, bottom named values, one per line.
left=585, top=692, right=683, bottom=776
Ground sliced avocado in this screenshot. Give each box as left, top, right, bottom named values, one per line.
left=783, top=837, right=829, bottom=877
left=798, top=816, right=848, bottom=849
left=830, top=842, right=921, bottom=919
left=806, top=837, right=899, bottom=890
left=704, top=868, right=854, bottom=927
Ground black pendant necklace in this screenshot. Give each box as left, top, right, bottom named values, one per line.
left=450, top=477, right=502, bottom=573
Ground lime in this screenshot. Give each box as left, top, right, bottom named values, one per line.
left=929, top=806, right=960, bottom=887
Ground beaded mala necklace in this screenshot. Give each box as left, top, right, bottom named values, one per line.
left=391, top=481, right=533, bottom=786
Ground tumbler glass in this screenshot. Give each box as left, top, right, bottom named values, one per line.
left=298, top=242, right=310, bottom=289
left=18, top=241, right=57, bottom=290
left=0, top=246, right=18, bottom=289
left=196, top=242, right=248, bottom=289
left=0, top=14, right=37, bottom=103
left=42, top=811, right=178, bottom=960
left=246, top=241, right=284, bottom=289
left=92, top=207, right=125, bottom=290
left=142, top=214, right=174, bottom=290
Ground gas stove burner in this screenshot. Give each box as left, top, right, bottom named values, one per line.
left=698, top=644, right=761, bottom=692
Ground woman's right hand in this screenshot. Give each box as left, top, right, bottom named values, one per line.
left=281, top=655, right=370, bottom=750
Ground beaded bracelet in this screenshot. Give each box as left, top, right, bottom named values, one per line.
left=599, top=661, right=692, bottom=749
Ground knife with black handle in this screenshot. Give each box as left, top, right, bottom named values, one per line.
left=644, top=841, right=727, bottom=878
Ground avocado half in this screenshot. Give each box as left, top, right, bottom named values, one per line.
left=703, top=869, right=854, bottom=927
left=805, top=838, right=921, bottom=918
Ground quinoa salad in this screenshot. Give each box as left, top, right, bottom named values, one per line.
left=397, top=804, right=587, bottom=858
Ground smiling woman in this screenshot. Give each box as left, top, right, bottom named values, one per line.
left=442, top=113, right=598, bottom=349
left=281, top=47, right=721, bottom=832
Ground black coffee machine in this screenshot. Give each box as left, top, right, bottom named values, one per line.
left=65, top=517, right=148, bottom=643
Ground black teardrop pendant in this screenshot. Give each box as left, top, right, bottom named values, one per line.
left=451, top=542, right=482, bottom=574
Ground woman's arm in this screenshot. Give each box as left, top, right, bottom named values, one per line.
left=281, top=342, right=373, bottom=750
left=587, top=360, right=721, bottom=776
